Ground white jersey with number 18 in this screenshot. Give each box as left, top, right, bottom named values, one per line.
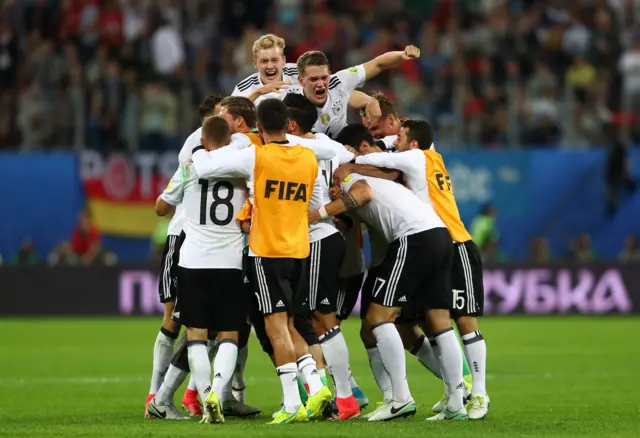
left=162, top=162, right=247, bottom=270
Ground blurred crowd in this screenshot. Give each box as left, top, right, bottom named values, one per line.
left=1, top=0, right=640, bottom=151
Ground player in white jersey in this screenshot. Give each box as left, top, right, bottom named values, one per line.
left=308, top=164, right=468, bottom=422
left=295, top=46, right=420, bottom=139
left=192, top=99, right=333, bottom=423
left=350, top=119, right=489, bottom=420
left=150, top=116, right=249, bottom=425
left=281, top=93, right=365, bottom=420
left=145, top=94, right=223, bottom=419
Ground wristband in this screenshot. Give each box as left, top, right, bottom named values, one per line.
left=318, top=206, right=329, bottom=220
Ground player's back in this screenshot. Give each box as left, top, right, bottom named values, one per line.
left=347, top=174, right=445, bottom=242
left=423, top=149, right=471, bottom=243
left=180, top=163, right=247, bottom=269
left=250, top=142, right=319, bottom=259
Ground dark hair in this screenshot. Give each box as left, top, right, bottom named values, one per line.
left=401, top=119, right=434, bottom=150
left=202, top=115, right=231, bottom=146
left=198, top=94, right=224, bottom=120
left=283, top=93, right=318, bottom=133
left=220, top=96, right=257, bottom=128
left=334, top=124, right=374, bottom=152
left=257, top=98, right=290, bottom=134
left=297, top=51, right=330, bottom=76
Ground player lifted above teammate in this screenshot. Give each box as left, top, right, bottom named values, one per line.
left=231, top=33, right=383, bottom=131
left=295, top=45, right=420, bottom=138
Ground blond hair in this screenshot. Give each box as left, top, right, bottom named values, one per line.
left=252, top=34, right=285, bottom=58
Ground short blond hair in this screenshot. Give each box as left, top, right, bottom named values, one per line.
left=252, top=34, right=285, bottom=58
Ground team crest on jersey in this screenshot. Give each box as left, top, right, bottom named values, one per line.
left=348, top=66, right=359, bottom=75
left=332, top=101, right=344, bottom=116
left=320, top=113, right=331, bottom=125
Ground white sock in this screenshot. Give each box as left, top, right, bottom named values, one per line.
left=411, top=335, right=443, bottom=379
left=348, top=368, right=360, bottom=390
left=319, top=327, right=352, bottom=398
left=155, top=364, right=188, bottom=404
left=366, top=347, right=392, bottom=402
left=187, top=376, right=197, bottom=391
left=372, top=323, right=412, bottom=403
left=211, top=340, right=238, bottom=403
left=297, top=354, right=323, bottom=396
left=232, top=345, right=248, bottom=391
left=187, top=341, right=212, bottom=404
left=149, top=328, right=178, bottom=394
left=429, top=336, right=448, bottom=396
left=277, top=363, right=302, bottom=413
left=462, top=330, right=487, bottom=397
left=436, top=328, right=464, bottom=411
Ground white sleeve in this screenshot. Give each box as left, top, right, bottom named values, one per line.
left=161, top=166, right=186, bottom=206
left=310, top=169, right=324, bottom=208
left=231, top=85, right=248, bottom=97
left=334, top=64, right=367, bottom=92
left=227, top=133, right=252, bottom=150
left=178, top=128, right=202, bottom=164
left=356, top=150, right=420, bottom=175
left=287, top=134, right=337, bottom=160
left=340, top=173, right=367, bottom=193
left=192, top=146, right=255, bottom=179
left=317, top=133, right=354, bottom=164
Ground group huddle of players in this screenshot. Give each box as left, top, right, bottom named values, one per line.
left=143, top=34, right=490, bottom=425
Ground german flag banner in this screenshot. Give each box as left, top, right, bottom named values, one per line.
left=79, top=151, right=178, bottom=237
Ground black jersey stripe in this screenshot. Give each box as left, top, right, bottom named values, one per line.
left=237, top=78, right=260, bottom=92
left=236, top=74, right=259, bottom=89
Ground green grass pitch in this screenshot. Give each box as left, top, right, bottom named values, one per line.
left=0, top=317, right=637, bottom=437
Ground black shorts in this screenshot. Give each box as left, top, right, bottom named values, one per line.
left=361, top=228, right=453, bottom=316
left=308, top=232, right=345, bottom=314
left=451, top=240, right=484, bottom=317
left=177, top=267, right=246, bottom=331
left=337, top=272, right=365, bottom=320
left=158, top=232, right=185, bottom=303
left=249, top=256, right=308, bottom=316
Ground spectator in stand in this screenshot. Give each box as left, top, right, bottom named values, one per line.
left=529, top=237, right=552, bottom=264
left=69, top=209, right=117, bottom=266
left=605, top=136, right=637, bottom=216
left=570, top=233, right=598, bottom=262
left=470, top=203, right=499, bottom=250
left=619, top=234, right=640, bottom=262
left=10, top=239, right=39, bottom=266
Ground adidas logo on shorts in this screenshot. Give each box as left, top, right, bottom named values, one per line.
left=320, top=298, right=330, bottom=305
left=398, top=296, right=407, bottom=303
left=275, top=300, right=285, bottom=308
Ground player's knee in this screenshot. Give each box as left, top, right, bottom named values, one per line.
left=186, top=327, right=208, bottom=341
left=365, top=302, right=396, bottom=327
left=454, top=315, right=478, bottom=335
left=424, top=308, right=453, bottom=335
left=359, top=322, right=376, bottom=348
left=216, top=330, right=239, bottom=343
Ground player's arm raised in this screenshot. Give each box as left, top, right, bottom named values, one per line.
left=362, top=45, right=420, bottom=80
left=155, top=166, right=185, bottom=216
